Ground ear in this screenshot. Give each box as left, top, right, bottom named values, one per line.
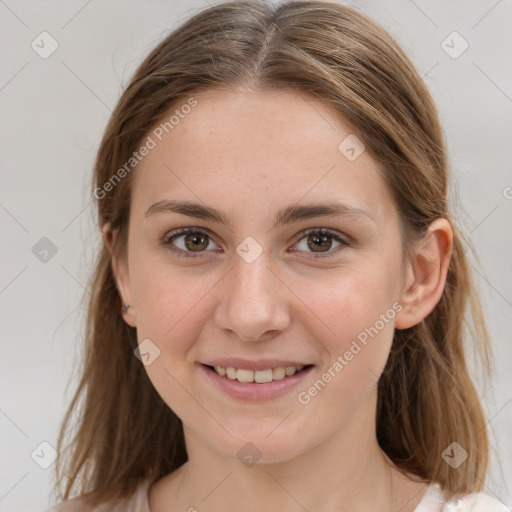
left=395, top=218, right=453, bottom=330
left=102, top=223, right=137, bottom=328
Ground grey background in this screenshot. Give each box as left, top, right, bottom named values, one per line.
left=0, top=0, right=511, bottom=510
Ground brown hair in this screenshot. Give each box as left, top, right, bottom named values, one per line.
left=52, top=0, right=491, bottom=506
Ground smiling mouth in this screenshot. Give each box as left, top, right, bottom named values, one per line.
left=203, top=364, right=313, bottom=383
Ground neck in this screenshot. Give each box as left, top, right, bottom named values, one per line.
left=153, top=399, right=426, bottom=512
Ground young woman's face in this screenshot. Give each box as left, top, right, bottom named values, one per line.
left=120, top=87, right=409, bottom=463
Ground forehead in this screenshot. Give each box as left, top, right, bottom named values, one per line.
left=130, top=87, right=396, bottom=226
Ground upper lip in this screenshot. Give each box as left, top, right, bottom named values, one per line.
left=200, top=358, right=312, bottom=371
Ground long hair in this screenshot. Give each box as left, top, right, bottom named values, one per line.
left=52, top=0, right=491, bottom=505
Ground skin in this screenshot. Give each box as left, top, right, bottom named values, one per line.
left=104, top=87, right=453, bottom=512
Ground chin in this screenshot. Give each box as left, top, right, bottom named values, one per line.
left=200, top=427, right=311, bottom=466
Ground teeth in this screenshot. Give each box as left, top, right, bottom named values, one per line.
left=212, top=364, right=307, bottom=383
left=272, top=367, right=286, bottom=380
left=236, top=368, right=255, bottom=383
left=254, top=369, right=273, bottom=383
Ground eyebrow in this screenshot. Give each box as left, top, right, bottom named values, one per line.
left=144, top=199, right=375, bottom=229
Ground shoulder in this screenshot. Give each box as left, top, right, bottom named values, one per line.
left=42, top=479, right=152, bottom=512
left=441, top=491, right=510, bottom=511
left=42, top=497, right=94, bottom=512
left=42, top=497, right=141, bottom=512
left=416, top=483, right=510, bottom=512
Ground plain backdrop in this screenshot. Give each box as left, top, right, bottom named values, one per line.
left=0, top=0, right=511, bottom=510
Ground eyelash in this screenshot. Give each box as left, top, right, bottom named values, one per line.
left=161, top=227, right=349, bottom=259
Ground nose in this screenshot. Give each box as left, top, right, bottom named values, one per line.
left=213, top=249, right=291, bottom=342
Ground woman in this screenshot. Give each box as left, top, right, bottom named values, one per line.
left=45, top=1, right=508, bottom=511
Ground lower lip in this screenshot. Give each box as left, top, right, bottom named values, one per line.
left=199, top=364, right=314, bottom=401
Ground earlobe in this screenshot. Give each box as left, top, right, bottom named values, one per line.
left=102, top=223, right=137, bottom=328
left=395, top=218, right=453, bottom=330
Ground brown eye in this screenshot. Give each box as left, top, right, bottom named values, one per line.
left=307, top=232, right=334, bottom=252
left=294, top=228, right=348, bottom=258
left=184, top=232, right=209, bottom=251
left=163, top=227, right=348, bottom=259
left=163, top=228, right=218, bottom=257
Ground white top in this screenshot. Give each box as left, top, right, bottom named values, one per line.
left=414, top=483, right=509, bottom=511
left=44, top=479, right=510, bottom=511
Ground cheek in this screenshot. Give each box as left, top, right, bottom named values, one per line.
left=130, top=266, right=214, bottom=412
left=130, top=259, right=214, bottom=352
left=296, top=275, right=397, bottom=420
left=293, top=261, right=401, bottom=411
left=298, top=263, right=400, bottom=342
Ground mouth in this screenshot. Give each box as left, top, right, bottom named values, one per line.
left=203, top=363, right=313, bottom=384
left=198, top=358, right=315, bottom=400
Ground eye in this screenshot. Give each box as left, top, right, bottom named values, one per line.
left=293, top=228, right=349, bottom=258
left=162, top=226, right=349, bottom=259
left=162, top=227, right=219, bottom=257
